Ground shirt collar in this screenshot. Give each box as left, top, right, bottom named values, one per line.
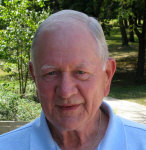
left=97, top=101, right=127, bottom=150
left=30, top=112, right=61, bottom=150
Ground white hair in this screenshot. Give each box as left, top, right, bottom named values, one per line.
left=31, top=10, right=109, bottom=69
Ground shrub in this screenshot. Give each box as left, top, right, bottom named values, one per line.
left=0, top=80, right=41, bottom=121
left=0, top=93, right=18, bottom=121
left=17, top=98, right=41, bottom=121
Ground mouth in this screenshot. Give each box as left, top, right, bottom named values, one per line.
left=57, top=104, right=80, bottom=111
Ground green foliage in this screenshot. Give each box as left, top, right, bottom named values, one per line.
left=0, top=5, right=7, bottom=29
left=17, top=98, right=41, bottom=121
left=0, top=76, right=41, bottom=121
left=113, top=0, right=145, bottom=29
left=0, top=92, right=41, bottom=121
left=0, top=0, right=50, bottom=95
left=0, top=93, right=18, bottom=121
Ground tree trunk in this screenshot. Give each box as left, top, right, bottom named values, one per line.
left=129, top=31, right=135, bottom=42
left=135, top=35, right=145, bottom=82
left=119, top=18, right=129, bottom=46
left=134, top=13, right=138, bottom=27
left=138, top=17, right=141, bottom=26
left=135, top=1, right=146, bottom=83
left=144, top=0, right=146, bottom=48
left=124, top=19, right=128, bottom=28
left=129, top=16, right=135, bottom=42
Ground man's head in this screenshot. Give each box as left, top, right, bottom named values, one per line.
left=29, top=10, right=116, bottom=132
left=31, top=10, right=109, bottom=70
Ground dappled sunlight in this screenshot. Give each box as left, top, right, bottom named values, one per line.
left=110, top=51, right=137, bottom=58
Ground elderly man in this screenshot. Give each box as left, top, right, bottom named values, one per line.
left=0, top=10, right=146, bottom=150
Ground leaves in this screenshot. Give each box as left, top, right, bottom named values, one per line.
left=0, top=0, right=50, bottom=95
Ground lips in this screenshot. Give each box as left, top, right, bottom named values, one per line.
left=57, top=104, right=80, bottom=111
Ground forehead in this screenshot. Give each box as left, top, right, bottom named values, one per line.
left=36, top=20, right=98, bottom=50
left=33, top=20, right=102, bottom=69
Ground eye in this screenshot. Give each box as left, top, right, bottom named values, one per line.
left=44, top=71, right=58, bottom=77
left=43, top=71, right=59, bottom=81
left=75, top=70, right=89, bottom=80
left=77, top=70, right=85, bottom=74
left=48, top=71, right=57, bottom=76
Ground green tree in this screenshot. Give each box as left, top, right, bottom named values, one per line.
left=114, top=0, right=146, bottom=82
left=113, top=0, right=130, bottom=46
left=131, top=0, right=146, bottom=82
left=0, top=0, right=50, bottom=96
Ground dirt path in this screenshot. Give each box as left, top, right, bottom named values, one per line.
left=104, top=97, right=146, bottom=125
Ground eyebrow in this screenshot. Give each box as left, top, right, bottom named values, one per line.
left=41, top=65, right=57, bottom=71
left=40, top=63, right=96, bottom=71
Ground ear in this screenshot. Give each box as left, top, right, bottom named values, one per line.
left=28, top=61, right=36, bottom=82
left=104, top=58, right=116, bottom=96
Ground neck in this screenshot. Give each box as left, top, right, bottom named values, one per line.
left=48, top=109, right=109, bottom=150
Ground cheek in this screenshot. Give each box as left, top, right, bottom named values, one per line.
left=81, top=77, right=105, bottom=99
left=36, top=78, right=56, bottom=95
left=79, top=77, right=105, bottom=111
left=35, top=78, right=57, bottom=109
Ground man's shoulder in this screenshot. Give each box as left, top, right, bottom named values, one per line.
left=0, top=120, right=35, bottom=150
left=121, top=117, right=146, bottom=131
left=120, top=117, right=146, bottom=149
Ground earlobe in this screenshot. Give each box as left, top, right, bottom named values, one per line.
left=28, top=61, right=36, bottom=82
left=104, top=58, right=116, bottom=96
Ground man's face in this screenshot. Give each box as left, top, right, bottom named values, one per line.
left=30, top=22, right=115, bottom=131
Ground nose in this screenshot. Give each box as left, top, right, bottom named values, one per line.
left=56, top=72, right=78, bottom=99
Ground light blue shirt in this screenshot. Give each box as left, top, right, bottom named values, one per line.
left=0, top=101, right=146, bottom=150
